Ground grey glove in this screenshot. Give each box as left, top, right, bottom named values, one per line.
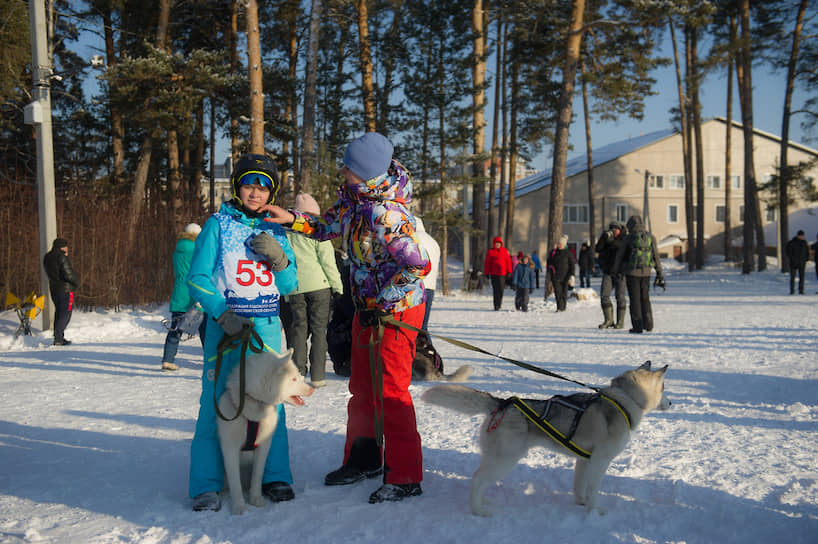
left=217, top=309, right=253, bottom=336
left=250, top=232, right=288, bottom=271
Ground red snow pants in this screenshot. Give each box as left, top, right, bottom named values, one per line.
left=344, top=304, right=425, bottom=484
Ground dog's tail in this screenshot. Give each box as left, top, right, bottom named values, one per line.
left=422, top=384, right=500, bottom=414
left=442, top=365, right=473, bottom=382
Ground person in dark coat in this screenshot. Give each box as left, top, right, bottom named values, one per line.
left=578, top=241, right=594, bottom=288
left=547, top=235, right=576, bottom=312
left=785, top=230, right=809, bottom=295
left=812, top=233, right=818, bottom=292
left=531, top=250, right=542, bottom=289
left=483, top=236, right=513, bottom=310
left=43, top=237, right=80, bottom=345
left=613, top=215, right=664, bottom=333
left=595, top=221, right=627, bottom=329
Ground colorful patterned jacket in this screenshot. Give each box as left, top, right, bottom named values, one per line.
left=289, top=160, right=430, bottom=314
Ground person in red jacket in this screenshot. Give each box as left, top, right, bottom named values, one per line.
left=484, top=236, right=513, bottom=310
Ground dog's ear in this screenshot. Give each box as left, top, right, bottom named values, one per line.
left=656, top=364, right=668, bottom=375
left=638, top=360, right=651, bottom=371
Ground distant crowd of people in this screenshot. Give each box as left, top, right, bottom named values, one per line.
left=481, top=214, right=666, bottom=334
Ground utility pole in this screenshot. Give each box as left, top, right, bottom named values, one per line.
left=24, top=0, right=58, bottom=332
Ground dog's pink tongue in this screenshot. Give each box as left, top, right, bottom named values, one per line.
left=289, top=396, right=305, bottom=406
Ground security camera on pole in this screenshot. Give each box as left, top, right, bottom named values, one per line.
left=24, top=0, right=58, bottom=332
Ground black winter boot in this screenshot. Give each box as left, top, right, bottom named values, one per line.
left=325, top=437, right=383, bottom=486
left=368, top=483, right=422, bottom=503
left=629, top=319, right=643, bottom=334
left=324, top=465, right=383, bottom=486
left=614, top=307, right=626, bottom=329
left=261, top=481, right=295, bottom=502
left=598, top=305, right=614, bottom=329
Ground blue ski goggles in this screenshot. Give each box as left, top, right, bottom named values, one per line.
left=236, top=170, right=276, bottom=190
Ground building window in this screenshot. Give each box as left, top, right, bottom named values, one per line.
left=692, top=205, right=698, bottom=223
left=716, top=205, right=725, bottom=223
left=669, top=174, right=685, bottom=189
left=732, top=175, right=741, bottom=189
left=649, top=174, right=665, bottom=189
left=616, top=204, right=628, bottom=223
left=668, top=205, right=678, bottom=223
left=706, top=175, right=721, bottom=189
left=563, top=204, right=589, bottom=224
left=765, top=206, right=775, bottom=223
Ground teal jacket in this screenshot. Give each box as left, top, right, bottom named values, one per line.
left=187, top=202, right=298, bottom=322
left=169, top=233, right=197, bottom=312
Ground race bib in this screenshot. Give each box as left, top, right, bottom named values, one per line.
left=215, top=215, right=281, bottom=317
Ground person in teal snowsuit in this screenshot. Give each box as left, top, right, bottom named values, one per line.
left=186, top=154, right=298, bottom=512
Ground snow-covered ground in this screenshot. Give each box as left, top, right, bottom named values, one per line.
left=1, top=258, right=816, bottom=544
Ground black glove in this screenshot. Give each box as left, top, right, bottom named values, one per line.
left=358, top=309, right=390, bottom=328
left=654, top=276, right=666, bottom=290
left=249, top=232, right=288, bottom=271
left=217, top=309, right=253, bottom=336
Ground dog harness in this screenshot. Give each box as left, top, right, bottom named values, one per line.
left=499, top=393, right=632, bottom=459
left=242, top=420, right=260, bottom=451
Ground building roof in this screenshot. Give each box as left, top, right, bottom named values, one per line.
left=507, top=128, right=676, bottom=202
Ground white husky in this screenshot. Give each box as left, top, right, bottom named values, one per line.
left=422, top=361, right=670, bottom=516
left=217, top=348, right=314, bottom=515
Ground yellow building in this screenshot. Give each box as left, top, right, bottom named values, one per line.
left=502, top=118, right=818, bottom=260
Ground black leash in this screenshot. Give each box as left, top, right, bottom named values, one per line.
left=379, top=315, right=600, bottom=392
left=213, top=324, right=265, bottom=421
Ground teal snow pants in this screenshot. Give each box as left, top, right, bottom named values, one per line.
left=188, top=316, right=292, bottom=498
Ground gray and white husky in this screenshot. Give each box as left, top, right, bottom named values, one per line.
left=422, top=361, right=670, bottom=516
left=217, top=348, right=314, bottom=515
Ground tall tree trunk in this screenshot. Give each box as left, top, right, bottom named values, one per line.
left=330, top=23, right=347, bottom=166
left=691, top=28, right=705, bottom=269
left=471, top=0, right=487, bottom=275
left=168, top=128, right=182, bottom=230
left=210, top=97, right=216, bottom=214
left=504, top=53, right=519, bottom=247
left=299, top=0, right=323, bottom=194
left=779, top=0, right=808, bottom=272
left=498, top=23, right=508, bottom=240
left=377, top=6, right=401, bottom=135
left=724, top=20, right=735, bottom=262
left=670, top=19, right=694, bottom=271
left=488, top=15, right=503, bottom=245
left=229, top=0, right=239, bottom=164
left=547, top=0, right=585, bottom=250
left=581, top=59, right=595, bottom=238
left=684, top=28, right=695, bottom=272
left=357, top=0, right=376, bottom=132
left=128, top=0, right=170, bottom=247
left=739, top=0, right=765, bottom=272
left=438, top=79, right=449, bottom=296
left=246, top=0, right=265, bottom=154
left=192, top=101, right=205, bottom=203
left=283, top=0, right=299, bottom=195
left=102, top=6, right=124, bottom=185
